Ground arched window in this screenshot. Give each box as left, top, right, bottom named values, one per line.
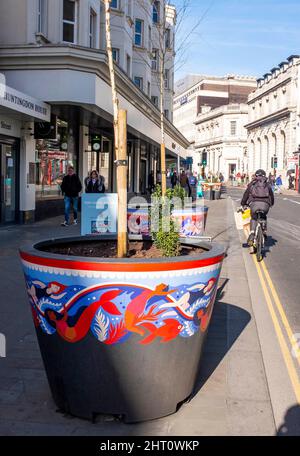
left=264, top=136, right=269, bottom=171
left=257, top=138, right=262, bottom=170
left=250, top=139, right=255, bottom=173
left=280, top=131, right=286, bottom=169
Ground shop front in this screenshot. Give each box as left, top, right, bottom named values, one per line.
left=34, top=110, right=79, bottom=220
left=293, top=153, right=300, bottom=192
left=0, top=130, right=19, bottom=223
left=0, top=82, right=51, bottom=224
left=2, top=60, right=189, bottom=220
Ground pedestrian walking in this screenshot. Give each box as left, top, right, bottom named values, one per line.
left=268, top=173, right=275, bottom=192
left=180, top=170, right=191, bottom=197
left=60, top=166, right=82, bottom=226
left=156, top=170, right=162, bottom=186
left=275, top=175, right=283, bottom=194
left=171, top=169, right=178, bottom=189
left=189, top=173, right=198, bottom=201
left=288, top=173, right=295, bottom=190
left=84, top=170, right=105, bottom=193
left=148, top=170, right=155, bottom=194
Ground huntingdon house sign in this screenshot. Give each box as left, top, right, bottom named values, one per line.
left=0, top=82, right=50, bottom=122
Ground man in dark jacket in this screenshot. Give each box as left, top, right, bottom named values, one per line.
left=60, top=166, right=82, bottom=226
left=241, top=169, right=274, bottom=245
left=171, top=170, right=178, bottom=188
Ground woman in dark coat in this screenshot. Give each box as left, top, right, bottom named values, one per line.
left=84, top=170, right=105, bottom=193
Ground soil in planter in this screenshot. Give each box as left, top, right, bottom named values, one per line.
left=40, top=240, right=206, bottom=259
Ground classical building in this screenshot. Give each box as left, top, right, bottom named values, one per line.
left=0, top=0, right=187, bottom=223
left=173, top=74, right=256, bottom=168
left=246, top=55, right=300, bottom=187
left=194, top=104, right=249, bottom=180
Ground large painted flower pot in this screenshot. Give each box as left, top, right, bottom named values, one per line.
left=20, top=237, right=225, bottom=423
left=172, top=207, right=208, bottom=238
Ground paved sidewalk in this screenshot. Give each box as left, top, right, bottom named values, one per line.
left=0, top=200, right=276, bottom=436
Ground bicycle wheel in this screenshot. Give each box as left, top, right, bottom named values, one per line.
left=256, top=225, right=263, bottom=262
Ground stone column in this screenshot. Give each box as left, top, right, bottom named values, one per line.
left=79, top=125, right=89, bottom=186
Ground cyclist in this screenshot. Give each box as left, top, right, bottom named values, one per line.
left=240, top=169, right=274, bottom=246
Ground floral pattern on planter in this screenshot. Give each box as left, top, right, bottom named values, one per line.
left=22, top=258, right=222, bottom=346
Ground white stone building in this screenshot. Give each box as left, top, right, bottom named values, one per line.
left=246, top=55, right=300, bottom=187
left=0, top=0, right=187, bottom=222
left=194, top=104, right=249, bottom=180
left=173, top=74, right=256, bottom=168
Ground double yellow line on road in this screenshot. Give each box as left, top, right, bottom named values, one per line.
left=249, top=244, right=300, bottom=403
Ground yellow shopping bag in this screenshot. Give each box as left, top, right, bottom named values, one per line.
left=241, top=208, right=251, bottom=221
left=234, top=209, right=251, bottom=231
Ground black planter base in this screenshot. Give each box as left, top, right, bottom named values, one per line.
left=21, top=235, right=224, bottom=423
left=38, top=329, right=204, bottom=423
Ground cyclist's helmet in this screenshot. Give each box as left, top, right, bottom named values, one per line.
left=255, top=169, right=266, bottom=177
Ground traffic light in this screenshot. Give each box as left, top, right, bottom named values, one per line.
left=271, top=157, right=278, bottom=169
left=202, top=151, right=207, bottom=166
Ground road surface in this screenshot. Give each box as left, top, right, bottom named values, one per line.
left=227, top=187, right=300, bottom=335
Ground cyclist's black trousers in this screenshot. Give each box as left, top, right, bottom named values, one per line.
left=249, top=201, right=270, bottom=232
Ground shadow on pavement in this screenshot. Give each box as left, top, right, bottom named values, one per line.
left=191, top=278, right=252, bottom=398
left=265, top=235, right=278, bottom=250
left=277, top=405, right=300, bottom=436
left=241, top=235, right=278, bottom=260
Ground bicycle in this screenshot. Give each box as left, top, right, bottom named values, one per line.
left=238, top=208, right=267, bottom=262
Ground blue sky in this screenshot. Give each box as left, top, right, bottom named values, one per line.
left=172, top=0, right=300, bottom=81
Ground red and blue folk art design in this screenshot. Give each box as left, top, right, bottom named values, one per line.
left=20, top=253, right=223, bottom=345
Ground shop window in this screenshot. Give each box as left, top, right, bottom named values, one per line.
left=86, top=135, right=111, bottom=191
left=35, top=119, right=74, bottom=200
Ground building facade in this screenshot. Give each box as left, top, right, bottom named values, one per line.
left=0, top=0, right=187, bottom=223
left=194, top=104, right=249, bottom=180
left=173, top=74, right=256, bottom=171
left=246, top=55, right=300, bottom=188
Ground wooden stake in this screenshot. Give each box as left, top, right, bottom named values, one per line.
left=159, top=3, right=166, bottom=196
left=161, top=143, right=167, bottom=196
left=117, top=109, right=128, bottom=258
left=104, top=0, right=128, bottom=258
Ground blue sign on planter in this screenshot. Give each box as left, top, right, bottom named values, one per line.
left=81, top=193, right=118, bottom=236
